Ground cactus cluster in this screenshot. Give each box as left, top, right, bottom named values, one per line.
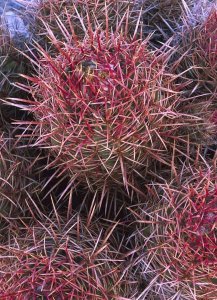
left=0, top=0, right=216, bottom=299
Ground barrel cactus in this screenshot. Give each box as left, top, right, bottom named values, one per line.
left=134, top=164, right=217, bottom=299
left=31, top=0, right=141, bottom=48
left=13, top=6, right=217, bottom=196
left=0, top=212, right=136, bottom=299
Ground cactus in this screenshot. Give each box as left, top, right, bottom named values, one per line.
left=30, top=0, right=141, bottom=49
left=11, top=4, right=217, bottom=197
left=133, top=163, right=217, bottom=299
left=0, top=211, right=136, bottom=299
left=0, top=129, right=41, bottom=239
left=174, top=8, right=217, bottom=96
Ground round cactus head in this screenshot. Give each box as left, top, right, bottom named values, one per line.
left=134, top=165, right=217, bottom=299
left=14, top=4, right=216, bottom=196
left=0, top=213, right=135, bottom=299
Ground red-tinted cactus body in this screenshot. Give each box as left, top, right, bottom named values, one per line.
left=17, top=23, right=216, bottom=195
left=183, top=190, right=217, bottom=265
left=0, top=214, right=135, bottom=299
left=134, top=166, right=217, bottom=299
